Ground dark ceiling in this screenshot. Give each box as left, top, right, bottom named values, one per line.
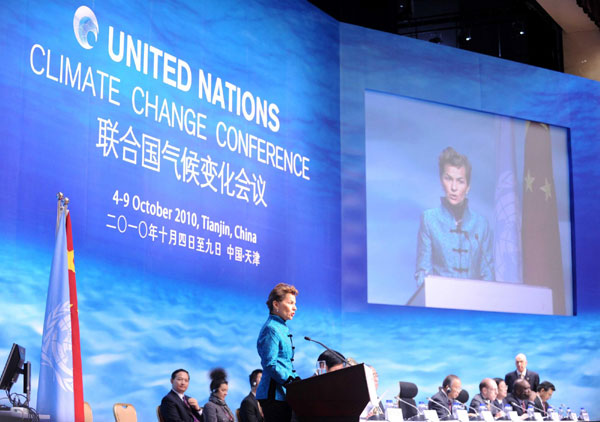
left=309, top=0, right=564, bottom=72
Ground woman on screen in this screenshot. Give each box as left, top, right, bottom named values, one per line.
left=415, top=146, right=494, bottom=286
left=256, top=283, right=299, bottom=422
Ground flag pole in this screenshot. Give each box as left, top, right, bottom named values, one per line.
left=41, top=192, right=84, bottom=422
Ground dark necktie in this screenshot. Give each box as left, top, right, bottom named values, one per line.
left=257, top=399, right=264, bottom=418
left=183, top=397, right=200, bottom=422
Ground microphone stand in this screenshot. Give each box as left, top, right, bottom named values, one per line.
left=465, top=232, right=494, bottom=279
left=396, top=395, right=425, bottom=421
left=304, top=336, right=349, bottom=367
left=427, top=396, right=453, bottom=420
left=490, top=401, right=510, bottom=420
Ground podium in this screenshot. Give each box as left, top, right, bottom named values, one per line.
left=406, top=275, right=553, bottom=315
left=286, top=364, right=372, bottom=422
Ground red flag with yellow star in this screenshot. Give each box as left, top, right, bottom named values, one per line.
left=66, top=211, right=84, bottom=421
left=521, top=121, right=566, bottom=314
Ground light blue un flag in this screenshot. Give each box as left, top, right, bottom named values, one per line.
left=493, top=116, right=523, bottom=283
left=37, top=209, right=76, bottom=422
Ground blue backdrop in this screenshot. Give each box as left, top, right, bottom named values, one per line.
left=0, top=1, right=340, bottom=420
left=1, top=1, right=599, bottom=421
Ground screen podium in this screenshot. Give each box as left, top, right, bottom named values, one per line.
left=286, top=364, right=371, bottom=422
left=406, top=275, right=553, bottom=315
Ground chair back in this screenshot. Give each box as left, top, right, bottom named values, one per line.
left=113, top=403, right=137, bottom=422
left=84, top=401, right=93, bottom=422
left=157, top=405, right=164, bottom=422
left=398, top=380, right=419, bottom=419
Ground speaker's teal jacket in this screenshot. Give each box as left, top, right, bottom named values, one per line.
left=415, top=198, right=494, bottom=285
left=256, top=314, right=296, bottom=401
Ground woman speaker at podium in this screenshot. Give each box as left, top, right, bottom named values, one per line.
left=256, top=283, right=299, bottom=422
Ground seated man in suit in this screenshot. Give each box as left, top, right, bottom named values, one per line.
left=531, top=381, right=555, bottom=417
left=239, top=369, right=264, bottom=422
left=505, top=354, right=539, bottom=394
left=493, top=378, right=509, bottom=415
left=429, top=375, right=462, bottom=420
left=505, top=379, right=532, bottom=417
left=160, top=368, right=203, bottom=422
left=470, top=378, right=501, bottom=418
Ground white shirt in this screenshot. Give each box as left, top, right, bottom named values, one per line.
left=172, top=389, right=185, bottom=401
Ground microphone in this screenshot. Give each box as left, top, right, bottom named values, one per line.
left=304, top=336, right=349, bottom=367
left=451, top=218, right=466, bottom=235
left=427, top=397, right=452, bottom=417
left=395, top=396, right=425, bottom=421
left=529, top=403, right=547, bottom=414
left=492, top=402, right=514, bottom=420
left=464, top=232, right=493, bottom=279
left=396, top=396, right=421, bottom=413
left=490, top=401, right=505, bottom=413
left=518, top=402, right=545, bottom=421
left=489, top=401, right=513, bottom=420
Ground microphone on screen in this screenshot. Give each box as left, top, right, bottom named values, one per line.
left=464, top=231, right=493, bottom=278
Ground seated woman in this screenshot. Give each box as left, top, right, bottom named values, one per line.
left=415, top=146, right=494, bottom=286
left=317, top=349, right=346, bottom=373
left=203, top=368, right=235, bottom=422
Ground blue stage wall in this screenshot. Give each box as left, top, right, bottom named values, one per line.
left=0, top=1, right=339, bottom=420
left=340, top=23, right=600, bottom=414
